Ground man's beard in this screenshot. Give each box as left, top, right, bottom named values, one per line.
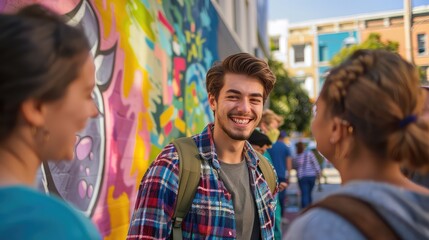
left=218, top=119, right=252, bottom=141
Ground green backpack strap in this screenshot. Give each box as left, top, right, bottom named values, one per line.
left=255, top=151, right=277, bottom=195
left=171, top=137, right=201, bottom=240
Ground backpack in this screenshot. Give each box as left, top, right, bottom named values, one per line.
left=303, top=194, right=400, bottom=240
left=171, top=137, right=276, bottom=240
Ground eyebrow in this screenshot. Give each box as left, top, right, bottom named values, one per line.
left=225, top=89, right=263, bottom=98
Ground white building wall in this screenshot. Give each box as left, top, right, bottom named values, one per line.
left=269, top=19, right=289, bottom=64
left=304, top=44, right=312, bottom=66
left=213, top=0, right=264, bottom=56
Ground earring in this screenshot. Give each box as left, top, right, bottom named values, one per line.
left=341, top=119, right=354, bottom=134
left=347, top=126, right=354, bottom=134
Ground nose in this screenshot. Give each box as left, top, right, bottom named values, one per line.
left=237, top=98, right=251, bottom=113
left=89, top=100, right=99, bottom=118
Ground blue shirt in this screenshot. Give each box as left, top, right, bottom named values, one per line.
left=127, top=123, right=276, bottom=239
left=267, top=141, right=291, bottom=180
left=0, top=186, right=101, bottom=240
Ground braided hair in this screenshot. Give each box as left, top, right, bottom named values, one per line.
left=320, top=49, right=429, bottom=172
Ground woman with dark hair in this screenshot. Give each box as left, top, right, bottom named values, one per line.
left=0, top=4, right=100, bottom=239
left=292, top=141, right=320, bottom=208
left=285, top=50, right=429, bottom=239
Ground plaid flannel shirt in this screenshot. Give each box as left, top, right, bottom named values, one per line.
left=127, top=123, right=276, bottom=239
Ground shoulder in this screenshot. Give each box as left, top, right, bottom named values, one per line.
left=285, top=208, right=365, bottom=240
left=148, top=143, right=180, bottom=174
left=0, top=187, right=100, bottom=239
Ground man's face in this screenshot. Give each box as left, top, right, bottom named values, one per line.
left=209, top=73, right=264, bottom=142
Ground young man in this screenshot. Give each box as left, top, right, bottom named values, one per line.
left=127, top=53, right=277, bottom=239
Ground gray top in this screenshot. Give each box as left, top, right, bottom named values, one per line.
left=219, top=160, right=260, bottom=240
left=284, top=181, right=429, bottom=240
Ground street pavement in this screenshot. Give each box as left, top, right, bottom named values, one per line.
left=281, top=167, right=342, bottom=237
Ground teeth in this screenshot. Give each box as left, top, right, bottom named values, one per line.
left=232, top=118, right=250, bottom=124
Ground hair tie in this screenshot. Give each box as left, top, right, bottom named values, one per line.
left=399, top=115, right=417, bottom=128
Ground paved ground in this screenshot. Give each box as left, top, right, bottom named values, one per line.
left=281, top=167, right=342, bottom=237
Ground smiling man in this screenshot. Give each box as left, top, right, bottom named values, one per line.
left=127, top=53, right=277, bottom=239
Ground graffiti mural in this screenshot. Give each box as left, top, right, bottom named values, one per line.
left=1, top=0, right=219, bottom=239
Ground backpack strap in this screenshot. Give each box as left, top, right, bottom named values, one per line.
left=303, top=194, right=401, bottom=240
left=171, top=137, right=201, bottom=240
left=255, top=151, right=276, bottom=195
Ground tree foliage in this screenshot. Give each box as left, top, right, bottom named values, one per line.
left=268, top=59, right=313, bottom=133
left=330, top=33, right=399, bottom=66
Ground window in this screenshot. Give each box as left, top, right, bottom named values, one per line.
left=270, top=37, right=280, bottom=51
left=417, top=34, right=426, bottom=55
left=293, top=44, right=305, bottom=63
left=319, top=45, right=328, bottom=62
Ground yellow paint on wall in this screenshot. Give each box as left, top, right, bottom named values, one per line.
left=141, top=69, right=151, bottom=107
left=174, top=117, right=186, bottom=133
left=143, top=111, right=153, bottom=131
left=158, top=134, right=165, bottom=146
left=160, top=105, right=174, bottom=127
left=94, top=0, right=157, bottom=98
left=104, top=187, right=131, bottom=240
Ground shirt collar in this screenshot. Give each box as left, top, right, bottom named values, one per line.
left=196, top=123, right=260, bottom=170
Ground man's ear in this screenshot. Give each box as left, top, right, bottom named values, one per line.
left=20, top=98, right=46, bottom=127
left=208, top=94, right=216, bottom=111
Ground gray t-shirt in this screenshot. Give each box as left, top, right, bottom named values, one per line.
left=284, top=181, right=429, bottom=240
left=219, top=160, right=260, bottom=240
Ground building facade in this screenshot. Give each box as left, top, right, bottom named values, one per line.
left=270, top=4, right=429, bottom=98
left=214, top=0, right=270, bottom=59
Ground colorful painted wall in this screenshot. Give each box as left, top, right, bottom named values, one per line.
left=0, top=0, right=221, bottom=238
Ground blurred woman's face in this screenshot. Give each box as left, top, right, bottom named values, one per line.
left=40, top=56, right=98, bottom=161
left=311, top=98, right=335, bottom=162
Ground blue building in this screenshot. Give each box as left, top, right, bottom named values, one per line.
left=318, top=31, right=358, bottom=87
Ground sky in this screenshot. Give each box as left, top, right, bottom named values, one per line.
left=269, top=0, right=429, bottom=23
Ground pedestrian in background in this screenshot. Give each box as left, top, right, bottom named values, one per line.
left=292, top=141, right=320, bottom=208
left=248, top=129, right=273, bottom=155
left=285, top=50, right=429, bottom=240
left=0, top=4, right=100, bottom=239
left=267, top=130, right=292, bottom=218
left=258, top=109, right=286, bottom=240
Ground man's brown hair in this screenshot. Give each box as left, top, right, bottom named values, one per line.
left=206, top=53, right=276, bottom=103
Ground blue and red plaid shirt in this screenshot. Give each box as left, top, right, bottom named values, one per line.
left=127, top=124, right=277, bottom=239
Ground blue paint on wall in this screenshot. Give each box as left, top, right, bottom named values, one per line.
left=317, top=31, right=358, bottom=86
left=318, top=31, right=358, bottom=62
